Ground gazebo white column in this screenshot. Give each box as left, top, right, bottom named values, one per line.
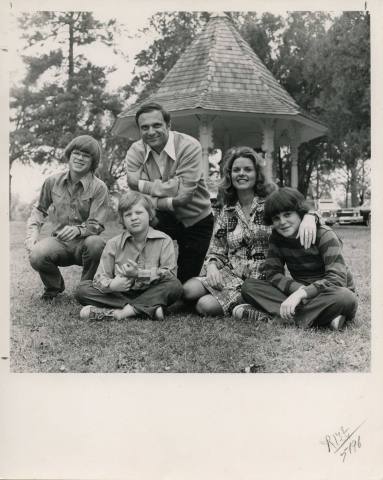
left=198, top=115, right=214, bottom=180
left=289, top=124, right=301, bottom=189
left=261, top=119, right=276, bottom=182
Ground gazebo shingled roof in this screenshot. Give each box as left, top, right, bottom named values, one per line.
left=112, top=12, right=326, bottom=187
left=112, top=12, right=326, bottom=138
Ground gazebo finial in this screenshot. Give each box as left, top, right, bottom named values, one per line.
left=209, top=12, right=230, bottom=19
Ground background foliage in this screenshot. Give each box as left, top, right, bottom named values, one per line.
left=10, top=10, right=370, bottom=210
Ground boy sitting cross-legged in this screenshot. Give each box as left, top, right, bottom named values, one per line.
left=75, top=192, right=183, bottom=321
left=234, top=187, right=357, bottom=330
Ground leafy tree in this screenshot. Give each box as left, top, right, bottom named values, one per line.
left=123, top=11, right=369, bottom=203
left=128, top=11, right=210, bottom=101
left=235, top=12, right=284, bottom=72
left=303, top=11, right=370, bottom=205
left=10, top=11, right=130, bottom=217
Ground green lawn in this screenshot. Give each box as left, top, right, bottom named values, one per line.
left=10, top=221, right=370, bottom=373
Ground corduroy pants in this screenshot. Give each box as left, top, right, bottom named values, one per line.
left=241, top=278, right=358, bottom=328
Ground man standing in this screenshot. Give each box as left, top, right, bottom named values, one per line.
left=125, top=102, right=214, bottom=284
left=25, top=135, right=109, bottom=300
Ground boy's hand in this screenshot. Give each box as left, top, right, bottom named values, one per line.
left=109, top=276, right=132, bottom=292
left=297, top=214, right=316, bottom=249
left=121, top=259, right=139, bottom=278
left=25, top=237, right=38, bottom=255
left=280, top=288, right=307, bottom=320
left=57, top=225, right=80, bottom=242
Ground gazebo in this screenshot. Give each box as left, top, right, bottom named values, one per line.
left=112, top=12, right=327, bottom=187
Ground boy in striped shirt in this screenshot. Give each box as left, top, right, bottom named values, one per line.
left=235, top=187, right=357, bottom=329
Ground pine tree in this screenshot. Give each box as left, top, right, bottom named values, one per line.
left=10, top=11, right=130, bottom=216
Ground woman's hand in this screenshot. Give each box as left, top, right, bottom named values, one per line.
left=206, top=262, right=223, bottom=291
left=109, top=276, right=132, bottom=292
left=280, top=288, right=307, bottom=320
left=297, top=214, right=316, bottom=249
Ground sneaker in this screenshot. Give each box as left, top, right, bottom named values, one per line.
left=41, top=285, right=65, bottom=300
left=154, top=306, right=165, bottom=321
left=330, top=314, right=346, bottom=331
left=79, top=305, right=115, bottom=321
left=232, top=304, right=261, bottom=321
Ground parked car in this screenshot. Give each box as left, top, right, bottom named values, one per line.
left=316, top=198, right=340, bottom=225
left=359, top=200, right=371, bottom=226
left=336, top=208, right=363, bottom=225
left=336, top=200, right=371, bottom=226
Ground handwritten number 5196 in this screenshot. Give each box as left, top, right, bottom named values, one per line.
left=340, top=435, right=362, bottom=462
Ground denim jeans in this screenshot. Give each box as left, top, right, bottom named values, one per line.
left=75, top=277, right=183, bottom=318
left=29, top=235, right=105, bottom=296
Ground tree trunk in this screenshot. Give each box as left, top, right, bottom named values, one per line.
left=350, top=162, right=359, bottom=206
left=67, top=14, right=74, bottom=91
left=278, top=148, right=284, bottom=187
left=316, top=161, right=320, bottom=199
left=345, top=168, right=350, bottom=207
left=360, top=158, right=365, bottom=204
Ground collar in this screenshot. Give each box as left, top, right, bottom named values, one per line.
left=121, top=226, right=169, bottom=245
left=63, top=170, right=93, bottom=191
left=144, top=130, right=176, bottom=163
left=224, top=195, right=265, bottom=212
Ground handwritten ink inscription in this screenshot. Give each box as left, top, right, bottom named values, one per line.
left=324, top=422, right=365, bottom=462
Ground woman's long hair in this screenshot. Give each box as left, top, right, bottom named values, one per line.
left=218, top=146, right=277, bottom=206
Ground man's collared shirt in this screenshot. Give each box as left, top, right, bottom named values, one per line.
left=126, top=130, right=212, bottom=227
left=143, top=130, right=176, bottom=177
left=26, top=170, right=109, bottom=240
left=93, top=227, right=177, bottom=292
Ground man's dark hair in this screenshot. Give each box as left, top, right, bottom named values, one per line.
left=263, top=187, right=310, bottom=225
left=135, top=102, right=171, bottom=126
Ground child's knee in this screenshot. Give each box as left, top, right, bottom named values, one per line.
left=241, top=278, right=262, bottom=300
left=29, top=242, right=48, bottom=269
left=83, top=236, right=105, bottom=257
left=183, top=278, right=204, bottom=301
left=336, top=288, right=358, bottom=315
left=74, top=280, right=93, bottom=305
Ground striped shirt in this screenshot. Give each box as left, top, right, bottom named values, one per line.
left=263, top=225, right=355, bottom=299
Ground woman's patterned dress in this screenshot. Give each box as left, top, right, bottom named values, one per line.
left=198, top=196, right=271, bottom=314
